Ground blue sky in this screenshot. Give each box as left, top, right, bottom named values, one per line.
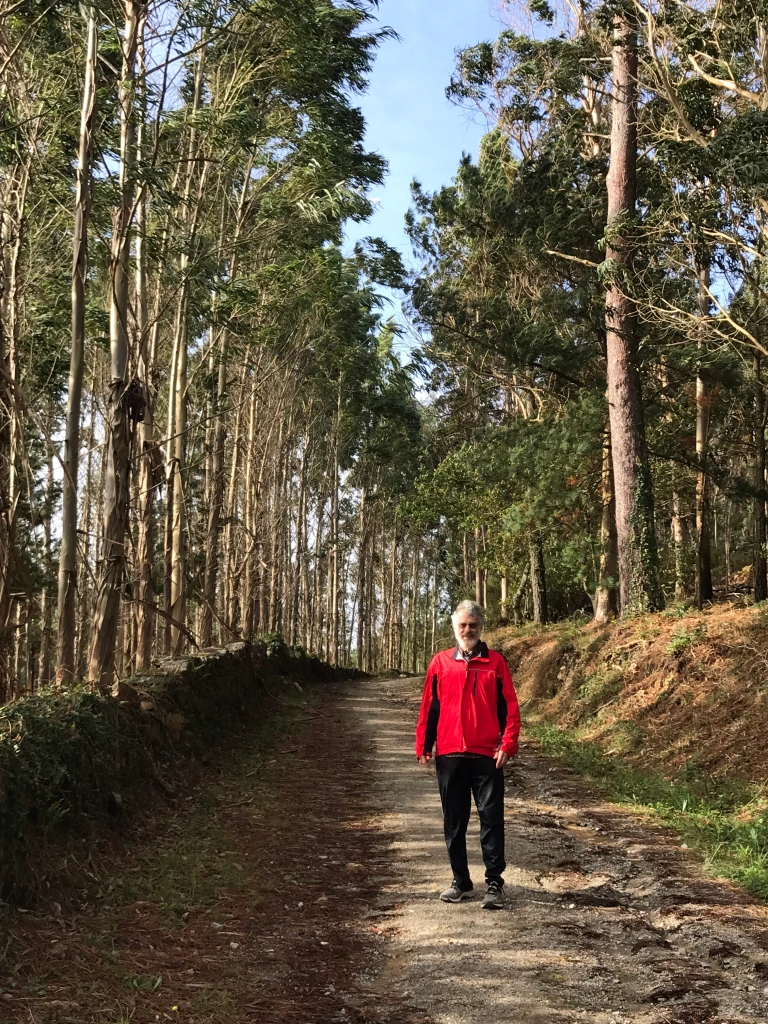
left=344, top=0, right=506, bottom=337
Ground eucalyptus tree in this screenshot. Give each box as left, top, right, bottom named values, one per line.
left=57, top=3, right=98, bottom=686
left=87, top=0, right=144, bottom=690
left=186, top=0, right=392, bottom=649
left=0, top=1, right=86, bottom=696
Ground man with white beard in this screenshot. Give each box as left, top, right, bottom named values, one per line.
left=415, top=599, right=520, bottom=909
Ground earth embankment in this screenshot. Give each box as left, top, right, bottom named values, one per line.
left=490, top=604, right=768, bottom=782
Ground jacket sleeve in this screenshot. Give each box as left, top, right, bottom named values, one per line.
left=415, top=656, right=440, bottom=757
left=495, top=654, right=520, bottom=756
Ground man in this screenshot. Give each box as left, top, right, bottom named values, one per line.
left=415, top=599, right=520, bottom=910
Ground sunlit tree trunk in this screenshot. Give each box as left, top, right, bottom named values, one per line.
left=474, top=527, right=482, bottom=605
left=754, top=353, right=767, bottom=602
left=695, top=265, right=713, bottom=608
left=39, top=427, right=54, bottom=687
left=330, top=418, right=340, bottom=666
left=499, top=574, right=508, bottom=624
left=242, top=384, right=258, bottom=639
left=167, top=42, right=208, bottom=653
left=57, top=7, right=97, bottom=686
left=356, top=487, right=366, bottom=668
left=409, top=539, right=419, bottom=674
left=223, top=363, right=247, bottom=635
left=604, top=9, right=663, bottom=615
left=386, top=520, right=398, bottom=668
left=594, top=427, right=619, bottom=622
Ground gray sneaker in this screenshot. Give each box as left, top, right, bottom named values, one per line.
left=481, top=881, right=504, bottom=909
left=440, top=881, right=474, bottom=902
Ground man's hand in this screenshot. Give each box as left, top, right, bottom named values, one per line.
left=417, top=754, right=432, bottom=765
left=495, top=750, right=510, bottom=769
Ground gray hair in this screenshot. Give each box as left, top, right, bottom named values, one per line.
left=451, top=600, right=486, bottom=628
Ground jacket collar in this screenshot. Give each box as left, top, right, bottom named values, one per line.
left=453, top=640, right=489, bottom=662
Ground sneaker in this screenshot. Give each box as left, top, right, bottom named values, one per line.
left=482, top=881, right=504, bottom=910
left=439, top=881, right=474, bottom=902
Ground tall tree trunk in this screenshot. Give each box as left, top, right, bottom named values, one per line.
left=754, top=353, right=767, bottom=602
left=604, top=10, right=663, bottom=615
left=474, top=527, right=482, bottom=605
left=529, top=532, right=548, bottom=625
left=200, top=168, right=252, bottom=647
left=356, top=487, right=366, bottom=669
left=162, top=327, right=178, bottom=653
left=312, top=492, right=326, bottom=655
left=77, top=366, right=97, bottom=675
left=242, top=385, right=258, bottom=639
left=167, top=42, right=208, bottom=654
left=512, top=565, right=529, bottom=626
left=594, top=427, right=619, bottom=622
left=134, top=15, right=157, bottom=670
left=0, top=204, right=14, bottom=699
left=168, top=275, right=189, bottom=654
left=57, top=7, right=97, bottom=686
left=410, top=539, right=419, bottom=675
left=365, top=515, right=378, bottom=672
left=387, top=520, right=398, bottom=669
left=724, top=494, right=732, bottom=597
left=672, top=492, right=687, bottom=601
left=695, top=265, right=713, bottom=608
left=291, top=440, right=308, bottom=647
left=300, top=469, right=311, bottom=650
left=499, top=574, right=508, bottom=624
left=430, top=573, right=437, bottom=664
left=330, top=426, right=340, bottom=666
left=223, top=362, right=247, bottom=635
left=0, top=152, right=30, bottom=700
left=87, top=1, right=142, bottom=690
left=39, top=429, right=54, bottom=687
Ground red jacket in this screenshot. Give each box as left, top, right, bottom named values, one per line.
left=415, top=642, right=520, bottom=759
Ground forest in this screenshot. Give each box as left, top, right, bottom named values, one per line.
left=2, top=0, right=768, bottom=703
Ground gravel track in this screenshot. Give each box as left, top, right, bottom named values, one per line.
left=357, top=675, right=768, bottom=1024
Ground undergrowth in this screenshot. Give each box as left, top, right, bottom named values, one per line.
left=527, top=720, right=768, bottom=901
left=0, top=640, right=359, bottom=901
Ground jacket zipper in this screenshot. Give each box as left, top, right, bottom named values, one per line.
left=462, top=659, right=470, bottom=750
left=473, top=669, right=478, bottom=696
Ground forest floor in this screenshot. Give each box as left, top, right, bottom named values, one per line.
left=3, top=675, right=768, bottom=1024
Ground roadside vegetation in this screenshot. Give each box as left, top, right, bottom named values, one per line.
left=530, top=721, right=768, bottom=901
left=492, top=603, right=768, bottom=900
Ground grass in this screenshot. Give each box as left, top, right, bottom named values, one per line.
left=527, top=719, right=768, bottom=901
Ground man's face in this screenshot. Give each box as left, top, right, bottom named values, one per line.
left=454, top=614, right=482, bottom=652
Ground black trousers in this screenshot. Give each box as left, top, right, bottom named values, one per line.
left=435, top=754, right=506, bottom=888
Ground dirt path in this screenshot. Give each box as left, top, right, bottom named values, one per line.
left=3, top=675, right=768, bottom=1024
left=355, top=676, right=768, bottom=1024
